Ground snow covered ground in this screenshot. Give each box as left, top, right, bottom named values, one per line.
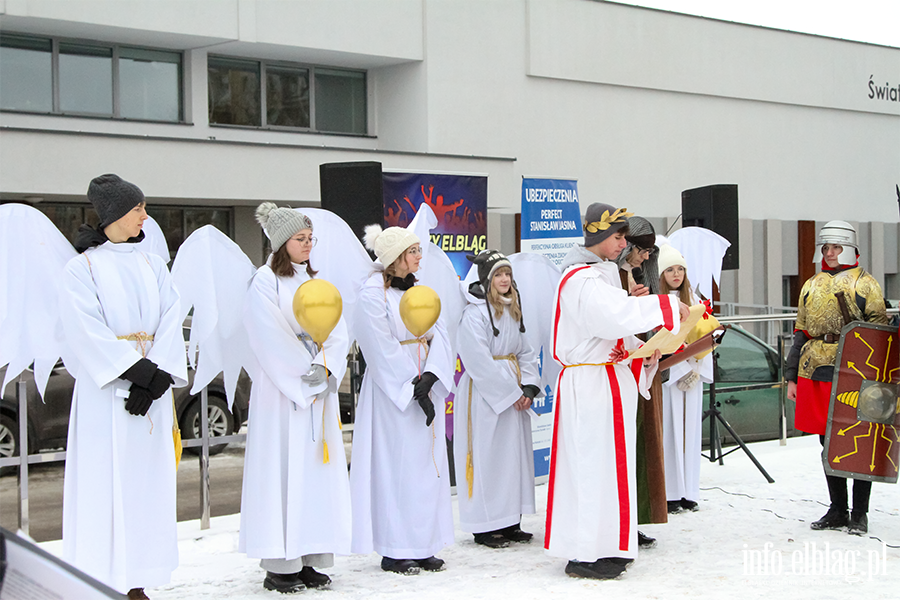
left=40, top=435, right=900, bottom=599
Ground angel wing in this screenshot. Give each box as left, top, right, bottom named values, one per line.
left=508, top=252, right=561, bottom=394
left=667, top=227, right=731, bottom=300
left=0, top=204, right=77, bottom=397
left=303, top=207, right=375, bottom=339
left=170, top=225, right=256, bottom=408
left=136, top=215, right=170, bottom=263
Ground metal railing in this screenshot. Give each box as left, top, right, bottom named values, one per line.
left=0, top=375, right=247, bottom=535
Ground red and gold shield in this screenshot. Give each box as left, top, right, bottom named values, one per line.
left=824, top=322, right=900, bottom=483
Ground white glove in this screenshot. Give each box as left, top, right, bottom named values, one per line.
left=675, top=370, right=700, bottom=392
left=301, top=364, right=328, bottom=386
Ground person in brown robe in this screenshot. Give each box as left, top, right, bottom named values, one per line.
left=616, top=217, right=668, bottom=542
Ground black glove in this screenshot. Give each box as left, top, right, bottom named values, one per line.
left=124, top=385, right=155, bottom=416
left=417, top=396, right=435, bottom=427
left=146, top=369, right=175, bottom=400
left=521, top=385, right=539, bottom=400
left=121, top=358, right=173, bottom=400
left=412, top=372, right=439, bottom=399
left=412, top=372, right=439, bottom=427
left=120, top=358, right=157, bottom=387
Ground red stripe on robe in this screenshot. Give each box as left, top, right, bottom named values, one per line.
left=606, top=364, right=631, bottom=551
left=545, top=265, right=590, bottom=549
left=659, top=295, right=675, bottom=331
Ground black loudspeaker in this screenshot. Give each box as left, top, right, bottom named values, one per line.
left=681, top=184, right=739, bottom=270
left=319, top=161, right=384, bottom=244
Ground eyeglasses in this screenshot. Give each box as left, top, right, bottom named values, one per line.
left=406, top=246, right=423, bottom=256
left=634, top=246, right=653, bottom=258
left=292, top=236, right=317, bottom=247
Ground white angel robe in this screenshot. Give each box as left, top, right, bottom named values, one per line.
left=59, top=242, right=188, bottom=593
left=350, top=273, right=455, bottom=559
left=239, top=263, right=352, bottom=564
left=545, top=251, right=680, bottom=562
left=454, top=299, right=539, bottom=533
left=662, top=292, right=714, bottom=504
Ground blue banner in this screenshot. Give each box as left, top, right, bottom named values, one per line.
left=520, top=178, right=582, bottom=267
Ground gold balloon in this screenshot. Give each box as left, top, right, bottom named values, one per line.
left=292, top=279, right=342, bottom=346
left=685, top=311, right=721, bottom=360
left=399, top=286, right=441, bottom=338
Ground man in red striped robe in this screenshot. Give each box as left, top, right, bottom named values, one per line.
left=545, top=202, right=687, bottom=579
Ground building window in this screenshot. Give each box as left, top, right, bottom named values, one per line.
left=315, top=68, right=366, bottom=134
left=208, top=56, right=366, bottom=134
left=208, top=57, right=261, bottom=126
left=0, top=36, right=52, bottom=112
left=0, top=34, right=182, bottom=121
left=59, top=43, right=113, bottom=115
left=119, top=47, right=182, bottom=121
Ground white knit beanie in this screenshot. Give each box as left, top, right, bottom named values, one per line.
left=657, top=243, right=687, bottom=274
left=255, top=203, right=313, bottom=252
left=363, top=224, right=420, bottom=267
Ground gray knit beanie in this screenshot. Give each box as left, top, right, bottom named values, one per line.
left=87, top=174, right=145, bottom=228
left=255, top=203, right=313, bottom=252
left=583, top=202, right=631, bottom=247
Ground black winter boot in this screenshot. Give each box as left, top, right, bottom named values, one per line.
left=474, top=531, right=510, bottom=548
left=810, top=507, right=849, bottom=530
left=500, top=523, right=533, bottom=543
left=297, top=566, right=331, bottom=589
left=848, top=512, right=868, bottom=536
left=263, top=571, right=305, bottom=594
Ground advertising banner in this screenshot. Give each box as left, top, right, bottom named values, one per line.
left=382, top=172, right=488, bottom=277
left=520, top=178, right=582, bottom=477
left=520, top=178, right=582, bottom=268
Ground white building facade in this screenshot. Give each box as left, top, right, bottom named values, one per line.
left=2, top=0, right=898, bottom=305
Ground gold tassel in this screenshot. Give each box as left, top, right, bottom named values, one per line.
left=323, top=439, right=330, bottom=465
left=466, top=452, right=474, bottom=498
left=172, top=398, right=182, bottom=469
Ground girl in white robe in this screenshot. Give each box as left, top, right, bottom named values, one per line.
left=454, top=251, right=540, bottom=548
left=60, top=175, right=187, bottom=599
left=658, top=245, right=713, bottom=512
left=350, top=224, right=455, bottom=575
left=239, top=203, right=352, bottom=593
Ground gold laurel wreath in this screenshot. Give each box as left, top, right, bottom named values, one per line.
left=583, top=208, right=634, bottom=233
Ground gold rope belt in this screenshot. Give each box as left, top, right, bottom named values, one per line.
left=117, top=332, right=155, bottom=357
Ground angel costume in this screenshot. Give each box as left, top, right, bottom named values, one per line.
left=661, top=290, right=713, bottom=506
left=349, top=272, right=455, bottom=559
left=454, top=287, right=540, bottom=534
left=60, top=241, right=187, bottom=593
left=545, top=245, right=679, bottom=563
left=239, top=262, right=352, bottom=569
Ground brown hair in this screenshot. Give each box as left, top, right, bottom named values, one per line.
left=382, top=255, right=417, bottom=289
left=271, top=243, right=318, bottom=278
left=659, top=270, right=693, bottom=305
left=487, top=267, right=522, bottom=322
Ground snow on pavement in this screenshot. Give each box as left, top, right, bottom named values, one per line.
left=40, top=435, right=900, bottom=599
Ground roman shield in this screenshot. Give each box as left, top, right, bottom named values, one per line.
left=823, top=321, right=900, bottom=483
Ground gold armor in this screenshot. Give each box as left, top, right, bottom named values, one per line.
left=796, top=267, right=887, bottom=379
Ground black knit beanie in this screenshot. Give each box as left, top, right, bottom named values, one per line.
left=87, top=174, right=145, bottom=228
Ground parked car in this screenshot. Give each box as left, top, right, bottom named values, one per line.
left=0, top=362, right=251, bottom=474
left=702, top=325, right=799, bottom=446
